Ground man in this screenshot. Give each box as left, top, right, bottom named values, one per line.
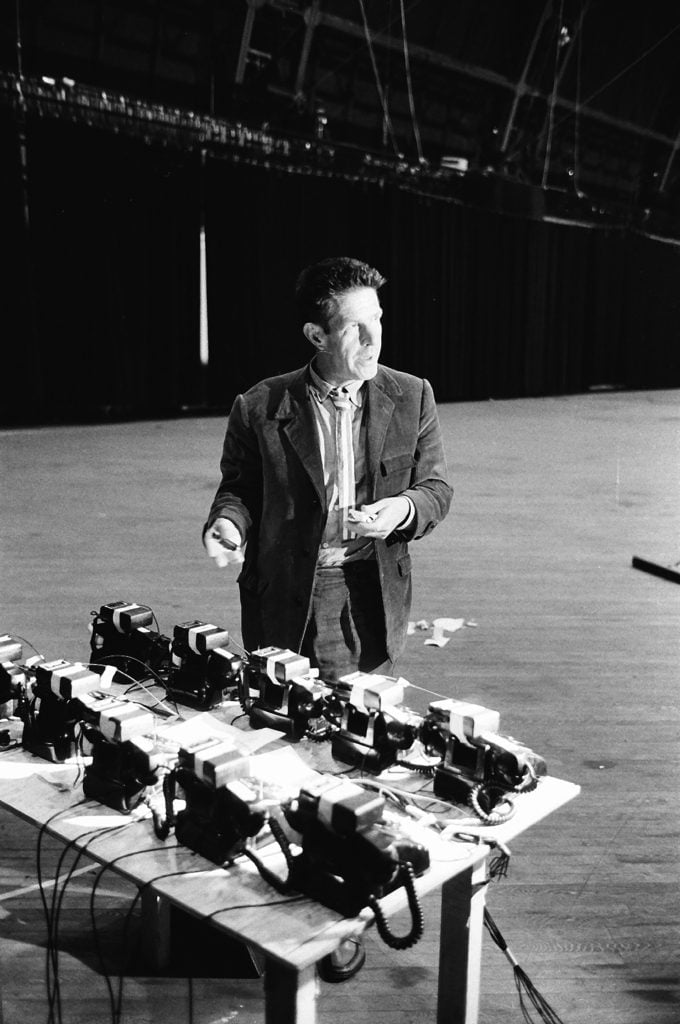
left=204, top=256, right=452, bottom=682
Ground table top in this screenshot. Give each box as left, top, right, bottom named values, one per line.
left=0, top=714, right=580, bottom=971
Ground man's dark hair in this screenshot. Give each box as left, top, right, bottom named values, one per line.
left=295, top=256, right=386, bottom=330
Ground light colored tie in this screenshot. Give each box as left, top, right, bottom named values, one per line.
left=329, top=387, right=356, bottom=541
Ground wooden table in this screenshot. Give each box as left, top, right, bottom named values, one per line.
left=0, top=742, right=578, bottom=1024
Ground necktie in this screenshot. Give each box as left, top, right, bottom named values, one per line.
left=329, top=387, right=355, bottom=541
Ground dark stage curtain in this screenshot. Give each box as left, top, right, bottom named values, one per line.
left=3, top=117, right=201, bottom=424
left=2, top=105, right=36, bottom=425
left=2, top=115, right=679, bottom=425
left=204, top=162, right=680, bottom=409
left=203, top=160, right=389, bottom=409
left=378, top=194, right=597, bottom=400
left=624, top=233, right=680, bottom=389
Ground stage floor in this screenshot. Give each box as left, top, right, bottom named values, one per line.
left=1, top=388, right=679, bottom=1022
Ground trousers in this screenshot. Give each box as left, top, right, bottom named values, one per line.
left=300, top=560, right=393, bottom=683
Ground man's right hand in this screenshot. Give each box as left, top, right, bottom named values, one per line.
left=204, top=517, right=245, bottom=568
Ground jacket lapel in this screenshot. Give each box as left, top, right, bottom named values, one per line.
left=366, top=371, right=397, bottom=497
left=274, top=365, right=401, bottom=507
left=274, top=369, right=326, bottom=506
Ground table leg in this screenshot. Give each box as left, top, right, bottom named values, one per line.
left=140, top=889, right=172, bottom=972
left=436, top=857, right=487, bottom=1024
left=263, top=957, right=319, bottom=1024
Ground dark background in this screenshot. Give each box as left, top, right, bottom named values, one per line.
left=2, top=1, right=680, bottom=424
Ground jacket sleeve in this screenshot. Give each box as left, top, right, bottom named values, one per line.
left=203, top=394, right=262, bottom=543
left=398, top=378, right=452, bottom=541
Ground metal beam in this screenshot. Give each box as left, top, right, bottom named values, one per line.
left=150, top=0, right=163, bottom=92
left=235, top=0, right=267, bottom=85
left=294, top=0, right=321, bottom=100
left=532, top=2, right=591, bottom=166
left=267, top=0, right=675, bottom=150
left=658, top=127, right=680, bottom=193
left=318, top=9, right=511, bottom=89
left=500, top=1, right=553, bottom=154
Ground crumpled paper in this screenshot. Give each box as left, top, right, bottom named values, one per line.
left=424, top=617, right=467, bottom=647
left=407, top=617, right=477, bottom=646
left=407, top=619, right=431, bottom=634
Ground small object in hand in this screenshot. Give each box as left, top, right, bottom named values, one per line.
left=213, top=530, right=237, bottom=551
left=347, top=509, right=376, bottom=523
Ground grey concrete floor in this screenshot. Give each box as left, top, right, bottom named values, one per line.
left=1, top=388, right=679, bottom=1023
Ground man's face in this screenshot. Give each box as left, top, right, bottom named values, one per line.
left=312, top=286, right=383, bottom=383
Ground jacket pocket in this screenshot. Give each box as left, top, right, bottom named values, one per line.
left=380, top=453, right=416, bottom=477
left=238, top=568, right=269, bottom=596
left=397, top=553, right=412, bottom=577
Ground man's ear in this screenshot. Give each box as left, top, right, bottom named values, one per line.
left=303, top=322, right=326, bottom=351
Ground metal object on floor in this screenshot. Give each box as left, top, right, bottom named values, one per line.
left=317, top=937, right=366, bottom=983
left=632, top=555, right=680, bottom=584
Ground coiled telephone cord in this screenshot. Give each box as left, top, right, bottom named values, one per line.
left=368, top=861, right=423, bottom=950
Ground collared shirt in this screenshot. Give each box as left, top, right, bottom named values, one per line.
left=308, top=362, right=374, bottom=567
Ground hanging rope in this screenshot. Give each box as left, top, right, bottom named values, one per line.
left=542, top=0, right=565, bottom=188
left=582, top=18, right=680, bottom=110
left=312, top=0, right=424, bottom=95
left=551, top=16, right=680, bottom=148
left=572, top=1, right=584, bottom=196
left=398, top=0, right=423, bottom=162
left=357, top=0, right=400, bottom=156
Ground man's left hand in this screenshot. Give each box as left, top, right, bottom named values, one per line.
left=347, top=497, right=411, bottom=540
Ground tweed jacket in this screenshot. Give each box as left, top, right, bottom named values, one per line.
left=205, top=363, right=452, bottom=660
